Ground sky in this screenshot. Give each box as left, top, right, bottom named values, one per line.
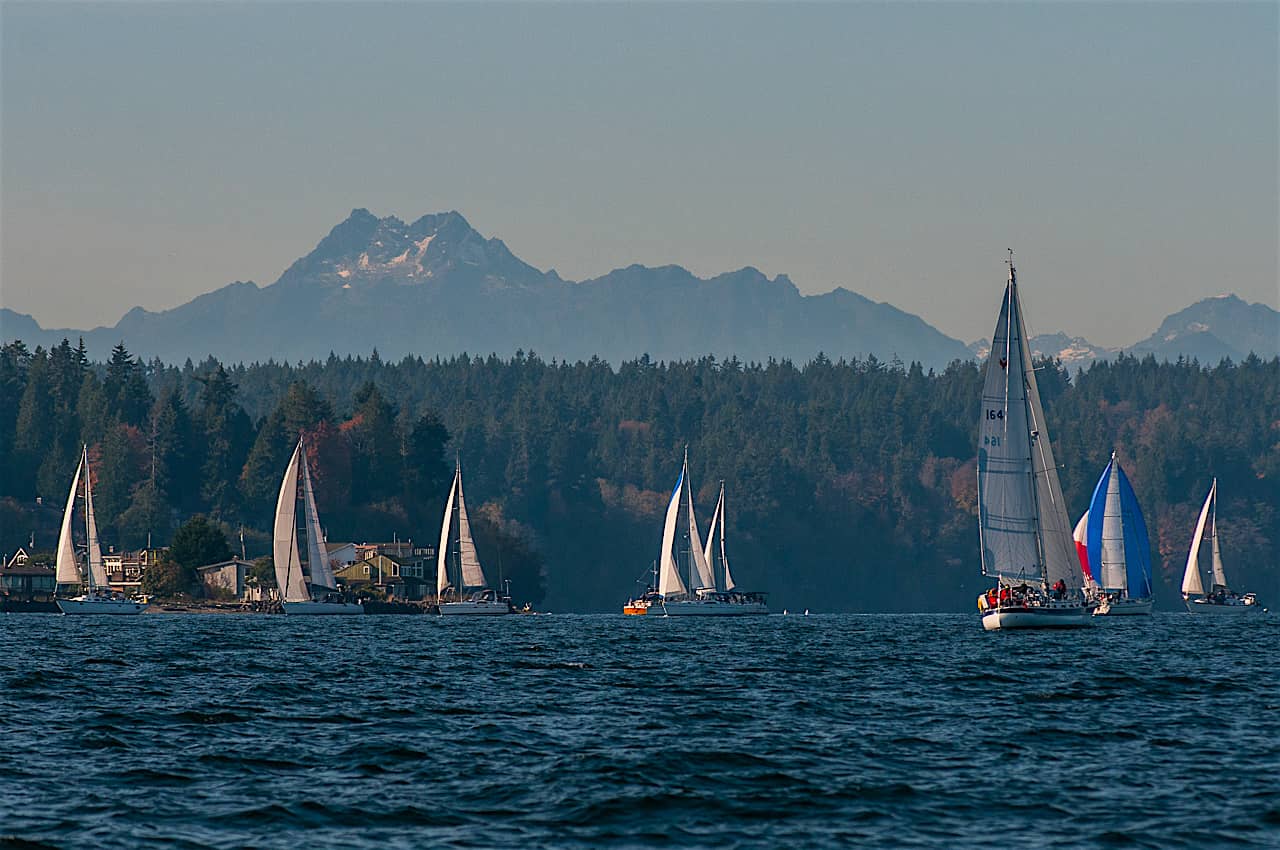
left=1, top=1, right=1276, bottom=348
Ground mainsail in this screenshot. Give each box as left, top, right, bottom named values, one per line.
left=703, top=484, right=735, bottom=591
left=658, top=465, right=687, bottom=598
left=300, top=450, right=336, bottom=590
left=977, top=257, right=1080, bottom=588
left=1181, top=480, right=1214, bottom=596
left=1209, top=482, right=1228, bottom=589
left=272, top=442, right=312, bottom=603
left=454, top=468, right=488, bottom=589
left=83, top=450, right=109, bottom=589
left=56, top=453, right=85, bottom=585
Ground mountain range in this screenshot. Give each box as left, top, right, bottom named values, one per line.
left=3, top=209, right=1277, bottom=369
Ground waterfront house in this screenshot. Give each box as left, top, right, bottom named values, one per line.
left=196, top=559, right=265, bottom=601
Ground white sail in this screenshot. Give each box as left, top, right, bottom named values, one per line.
left=719, top=486, right=735, bottom=591
left=1099, top=463, right=1126, bottom=592
left=1209, top=482, right=1228, bottom=589
left=1181, top=481, right=1213, bottom=596
left=658, top=465, right=687, bottom=598
left=977, top=269, right=1045, bottom=584
left=686, top=482, right=714, bottom=590
left=437, top=470, right=458, bottom=597
left=455, top=469, right=488, bottom=589
left=703, top=487, right=721, bottom=575
left=56, top=453, right=85, bottom=585
left=272, top=443, right=311, bottom=603
left=83, top=452, right=109, bottom=590
left=300, top=450, right=336, bottom=590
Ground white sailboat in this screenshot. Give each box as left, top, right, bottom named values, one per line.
left=1077, top=452, right=1154, bottom=615
left=437, top=461, right=510, bottom=615
left=623, top=455, right=767, bottom=616
left=56, top=445, right=147, bottom=615
left=1181, top=479, right=1263, bottom=614
left=975, top=253, right=1090, bottom=630
left=273, top=438, right=362, bottom=615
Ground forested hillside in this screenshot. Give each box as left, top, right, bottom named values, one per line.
left=2, top=339, right=1276, bottom=612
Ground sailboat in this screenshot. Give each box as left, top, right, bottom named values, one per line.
left=1077, top=452, right=1154, bottom=615
left=623, top=454, right=767, bottom=616
left=1181, top=479, right=1263, bottom=614
left=975, top=253, right=1090, bottom=630
left=273, top=438, right=363, bottom=615
left=56, top=445, right=147, bottom=615
left=436, top=461, right=511, bottom=615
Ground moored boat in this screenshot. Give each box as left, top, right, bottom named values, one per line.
left=974, top=253, right=1089, bottom=630
left=1181, top=479, right=1263, bottom=614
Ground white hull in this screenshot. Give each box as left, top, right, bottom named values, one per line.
left=660, top=600, right=769, bottom=617
left=981, top=604, right=1091, bottom=630
left=57, top=597, right=146, bottom=615
left=1185, top=598, right=1264, bottom=615
left=439, top=600, right=511, bottom=616
left=1094, top=597, right=1153, bottom=616
left=282, top=601, right=364, bottom=615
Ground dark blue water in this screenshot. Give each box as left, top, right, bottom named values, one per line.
left=1, top=613, right=1277, bottom=849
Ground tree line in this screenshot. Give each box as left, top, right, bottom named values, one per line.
left=1, top=339, right=1276, bottom=611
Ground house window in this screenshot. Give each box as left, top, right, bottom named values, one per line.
left=363, top=565, right=370, bottom=575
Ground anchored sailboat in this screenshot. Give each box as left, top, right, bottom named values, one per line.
left=437, top=461, right=511, bottom=615
left=975, top=253, right=1090, bottom=630
left=56, top=445, right=146, bottom=615
left=1079, top=452, right=1154, bottom=615
left=273, top=438, right=362, bottom=615
left=1181, top=479, right=1262, bottom=614
left=623, top=455, right=767, bottom=616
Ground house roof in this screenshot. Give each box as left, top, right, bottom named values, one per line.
left=194, top=559, right=256, bottom=573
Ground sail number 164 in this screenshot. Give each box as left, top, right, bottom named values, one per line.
left=986, top=409, right=1005, bottom=420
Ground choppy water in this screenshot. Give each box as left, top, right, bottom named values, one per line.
left=1, top=613, right=1277, bottom=849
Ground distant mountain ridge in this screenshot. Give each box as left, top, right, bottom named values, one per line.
left=0, top=209, right=971, bottom=369
left=967, top=295, right=1278, bottom=367
left=3, top=209, right=1276, bottom=368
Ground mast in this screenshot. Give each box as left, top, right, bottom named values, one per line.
left=83, top=445, right=93, bottom=594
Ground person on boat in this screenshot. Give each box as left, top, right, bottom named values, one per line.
left=999, top=586, right=1011, bottom=606
left=1052, top=579, right=1066, bottom=600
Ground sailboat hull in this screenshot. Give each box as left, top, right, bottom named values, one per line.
left=660, top=600, right=769, bottom=616
left=980, top=603, right=1091, bottom=630
left=439, top=600, right=511, bottom=616
left=1185, top=598, right=1264, bottom=615
left=1094, top=597, right=1153, bottom=616
left=282, top=601, right=364, bottom=615
left=57, top=597, right=147, bottom=615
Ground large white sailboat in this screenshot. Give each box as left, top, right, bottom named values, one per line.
left=436, top=461, right=511, bottom=615
left=975, top=253, right=1090, bottom=630
left=1076, top=453, right=1155, bottom=616
left=624, top=455, right=767, bottom=616
left=1181, top=479, right=1263, bottom=614
left=273, top=438, right=362, bottom=615
left=56, top=445, right=147, bottom=615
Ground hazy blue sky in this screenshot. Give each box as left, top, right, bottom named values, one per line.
left=2, top=2, right=1276, bottom=347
